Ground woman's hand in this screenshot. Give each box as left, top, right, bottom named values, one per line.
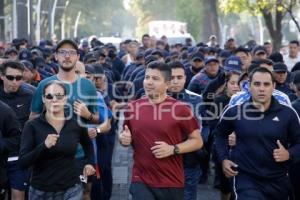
left=44, top=134, right=59, bottom=148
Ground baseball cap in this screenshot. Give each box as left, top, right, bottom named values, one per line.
left=83, top=52, right=98, bottom=63
left=145, top=55, right=158, bottom=65
left=151, top=49, right=164, bottom=58
left=21, top=60, right=34, bottom=71
left=269, top=52, right=284, bottom=63
left=219, top=50, right=231, bottom=59
left=92, top=64, right=104, bottom=75
left=5, top=47, right=18, bottom=55
left=224, top=56, right=242, bottom=72
left=205, top=56, right=219, bottom=65
left=191, top=52, right=204, bottom=62
left=273, top=63, right=288, bottom=73
left=253, top=46, right=267, bottom=55
left=85, top=64, right=95, bottom=74
left=55, top=39, right=78, bottom=52
left=19, top=49, right=32, bottom=61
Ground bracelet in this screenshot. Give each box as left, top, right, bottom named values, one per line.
left=88, top=113, right=94, bottom=121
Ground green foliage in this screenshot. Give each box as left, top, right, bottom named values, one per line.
left=219, top=0, right=295, bottom=15
left=65, top=0, right=134, bottom=37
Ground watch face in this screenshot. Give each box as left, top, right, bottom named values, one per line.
left=96, top=128, right=101, bottom=134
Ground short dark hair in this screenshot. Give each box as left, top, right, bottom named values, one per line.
left=142, top=34, right=150, bottom=39
left=1, top=60, right=25, bottom=74
left=252, top=58, right=274, bottom=67
left=168, top=61, right=185, bottom=71
left=263, top=41, right=271, bottom=45
left=225, top=71, right=241, bottom=84
left=249, top=67, right=275, bottom=84
left=289, top=40, right=299, bottom=46
left=43, top=80, right=66, bottom=95
left=146, top=61, right=171, bottom=81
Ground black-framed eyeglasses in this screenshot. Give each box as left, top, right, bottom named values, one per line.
left=57, top=49, right=78, bottom=57
left=44, top=93, right=66, bottom=100
left=5, top=75, right=23, bottom=81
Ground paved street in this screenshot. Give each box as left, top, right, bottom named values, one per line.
left=110, top=140, right=219, bottom=200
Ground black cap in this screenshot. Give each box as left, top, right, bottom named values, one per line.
left=85, top=64, right=95, bottom=74
left=33, top=57, right=46, bottom=68
left=293, top=71, right=300, bottom=84
left=273, top=63, right=288, bottom=73
left=55, top=39, right=78, bottom=52
left=191, top=52, right=204, bottom=62
left=21, top=60, right=34, bottom=71
left=19, top=49, right=32, bottom=61
left=145, top=55, right=158, bottom=65
left=95, top=50, right=106, bottom=58
left=136, top=51, right=145, bottom=60
left=151, top=49, right=164, bottom=58
left=253, top=45, right=267, bottom=55
left=219, top=50, right=231, bottom=58
left=269, top=52, right=284, bottom=63
left=92, top=64, right=104, bottom=75
left=83, top=52, right=98, bottom=63
left=205, top=56, right=219, bottom=65
left=4, top=47, right=18, bottom=55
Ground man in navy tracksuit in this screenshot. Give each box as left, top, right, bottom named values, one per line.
left=215, top=67, right=300, bottom=200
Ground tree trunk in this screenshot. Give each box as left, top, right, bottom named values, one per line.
left=201, top=0, right=220, bottom=43
left=17, top=0, right=28, bottom=39
left=0, top=0, right=4, bottom=41
left=261, top=8, right=283, bottom=51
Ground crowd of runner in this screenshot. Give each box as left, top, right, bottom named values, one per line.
left=0, top=34, right=300, bottom=200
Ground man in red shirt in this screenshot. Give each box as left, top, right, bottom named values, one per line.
left=119, top=61, right=203, bottom=200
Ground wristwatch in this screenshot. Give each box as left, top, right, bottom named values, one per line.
left=95, top=127, right=101, bottom=134
left=173, top=145, right=180, bottom=155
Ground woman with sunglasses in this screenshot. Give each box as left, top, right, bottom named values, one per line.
left=19, top=80, right=95, bottom=200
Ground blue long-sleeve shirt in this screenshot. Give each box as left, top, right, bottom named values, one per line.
left=215, top=97, right=300, bottom=179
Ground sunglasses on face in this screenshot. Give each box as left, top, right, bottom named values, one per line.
left=44, top=93, right=66, bottom=100
left=5, top=75, right=23, bottom=81
left=57, top=49, right=78, bottom=57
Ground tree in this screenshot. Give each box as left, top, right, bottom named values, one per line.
left=0, top=0, right=4, bottom=41
left=201, top=0, right=220, bottom=43
left=220, top=0, right=299, bottom=51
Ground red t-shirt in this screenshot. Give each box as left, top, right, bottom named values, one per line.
left=124, top=96, right=200, bottom=188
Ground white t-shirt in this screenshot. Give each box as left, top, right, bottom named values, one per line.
left=284, top=52, right=300, bottom=71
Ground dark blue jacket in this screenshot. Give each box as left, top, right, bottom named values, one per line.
left=0, top=101, right=21, bottom=184
left=0, top=84, right=34, bottom=129
left=215, top=97, right=300, bottom=178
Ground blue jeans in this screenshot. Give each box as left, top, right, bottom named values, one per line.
left=29, top=183, right=83, bottom=200
left=184, top=165, right=202, bottom=200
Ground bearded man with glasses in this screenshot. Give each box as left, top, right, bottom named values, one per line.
left=0, top=60, right=33, bottom=200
